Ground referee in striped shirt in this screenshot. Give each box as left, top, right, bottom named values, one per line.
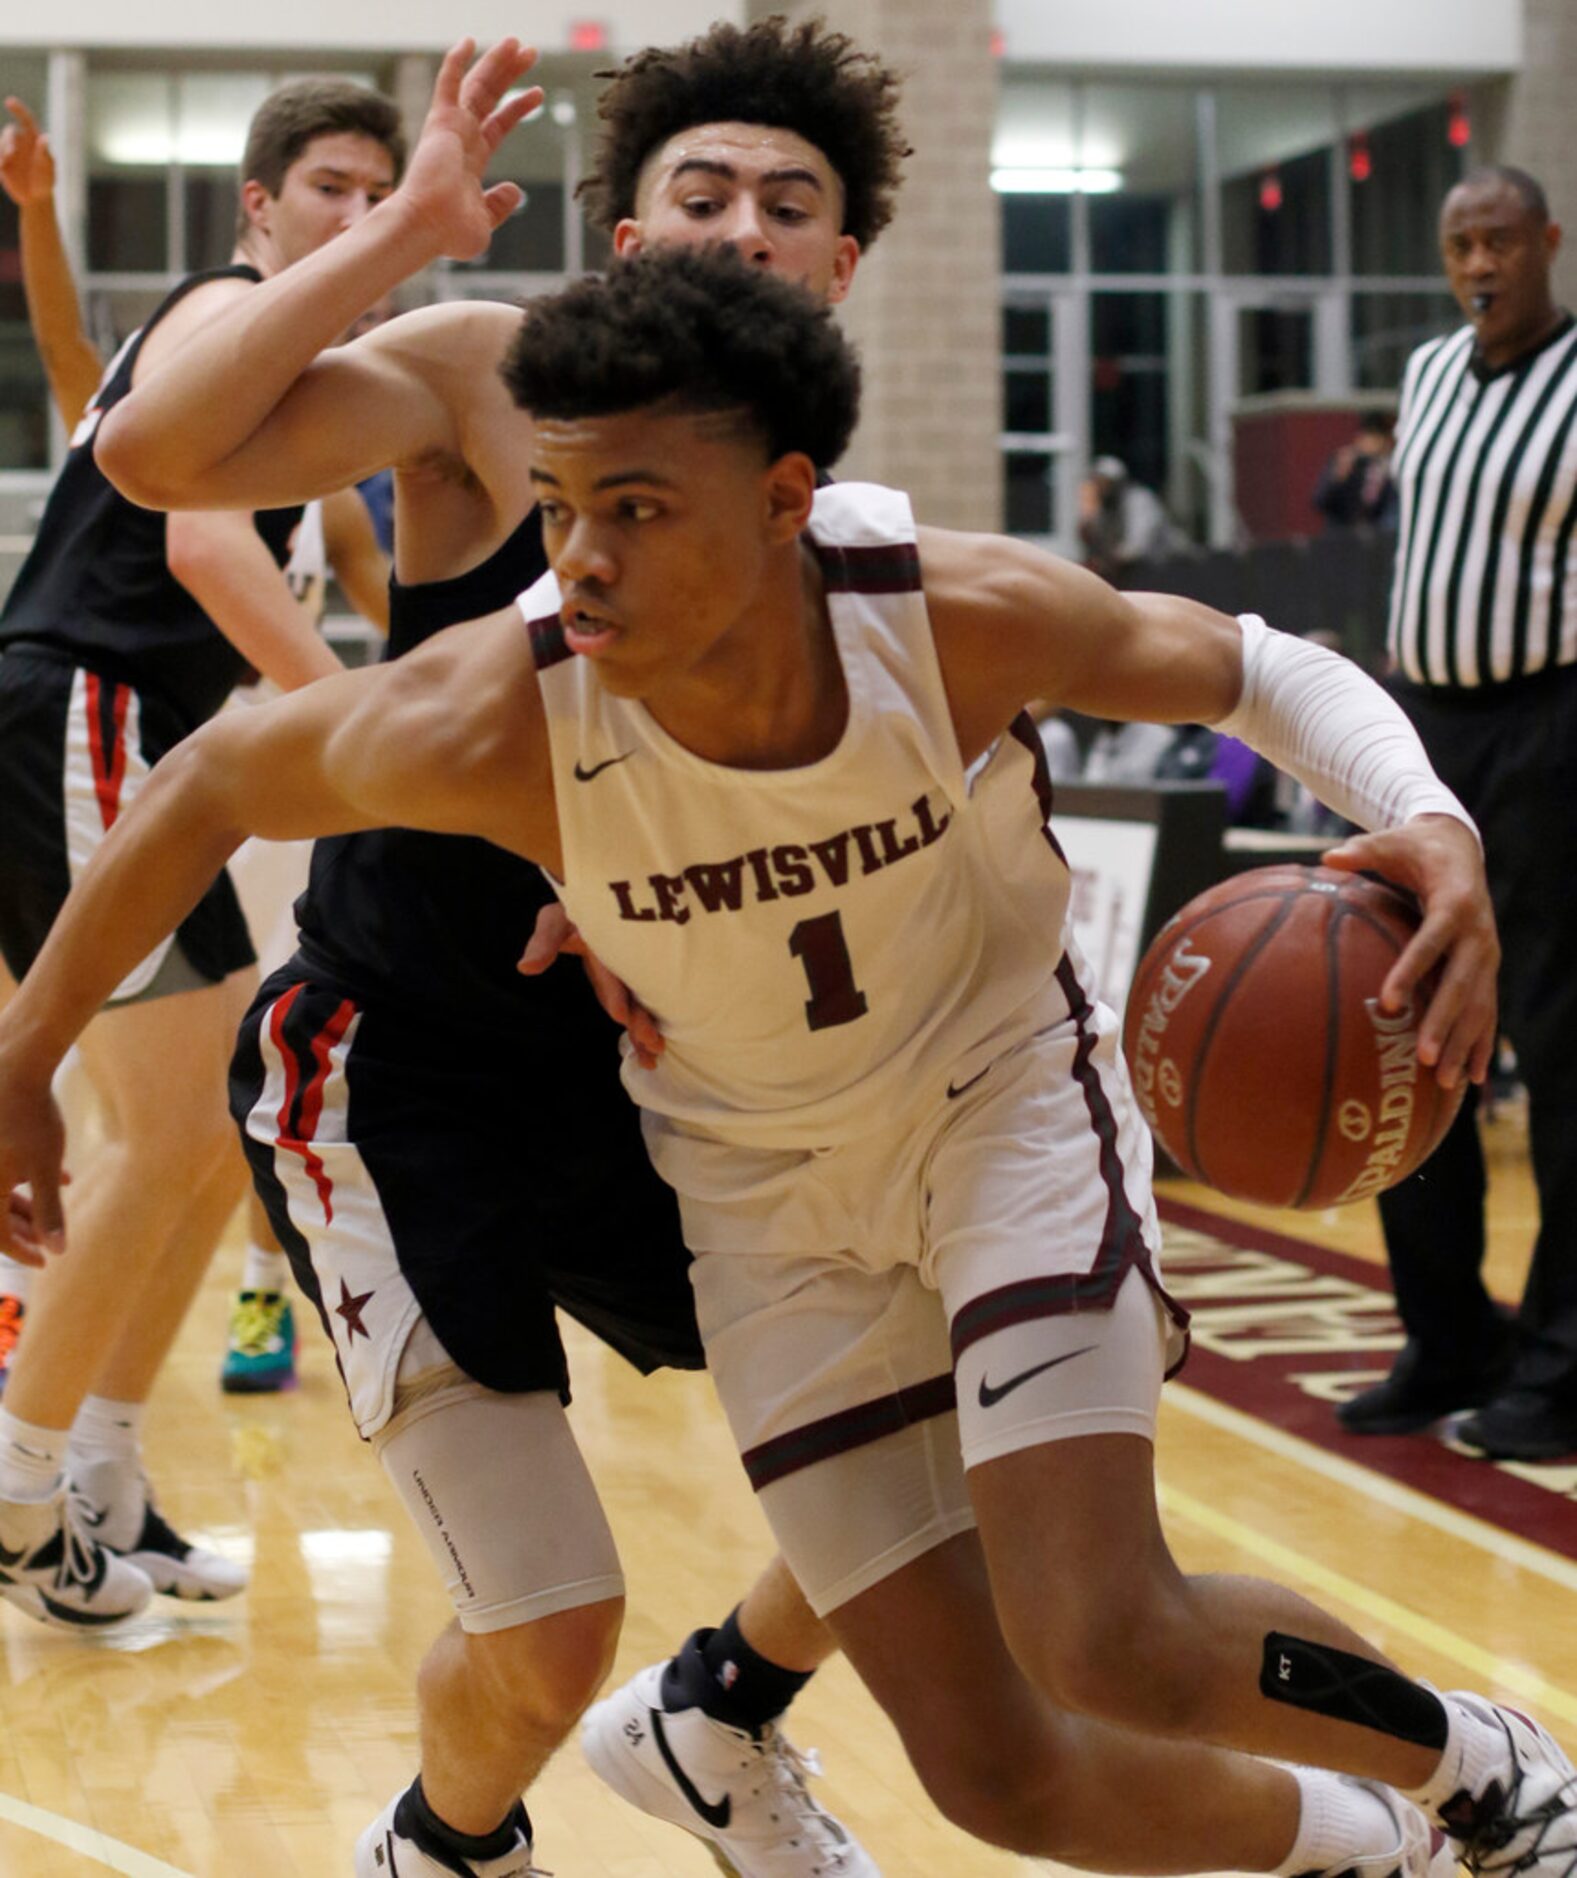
left=1340, top=165, right=1577, bottom=1460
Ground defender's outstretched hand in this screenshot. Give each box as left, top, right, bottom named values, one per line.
left=0, top=98, right=55, bottom=207
left=402, top=38, right=544, bottom=261
left=1323, top=814, right=1499, bottom=1090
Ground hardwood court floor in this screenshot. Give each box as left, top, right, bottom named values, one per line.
left=0, top=1098, right=1568, bottom=1878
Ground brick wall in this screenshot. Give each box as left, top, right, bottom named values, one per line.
left=749, top=0, right=1002, bottom=531
left=1496, top=0, right=1577, bottom=307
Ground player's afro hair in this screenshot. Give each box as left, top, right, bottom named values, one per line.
left=578, top=15, right=909, bottom=250
left=500, top=245, right=860, bottom=471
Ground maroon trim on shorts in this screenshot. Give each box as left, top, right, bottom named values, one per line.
left=740, top=1372, right=958, bottom=1491
left=949, top=954, right=1190, bottom=1372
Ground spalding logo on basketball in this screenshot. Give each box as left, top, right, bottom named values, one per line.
left=1121, top=865, right=1464, bottom=1210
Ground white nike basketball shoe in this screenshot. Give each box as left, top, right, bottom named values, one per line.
left=1434, top=1693, right=1577, bottom=1878
left=581, top=1660, right=880, bottom=1877
left=355, top=1785, right=546, bottom=1878
left=68, top=1455, right=247, bottom=1601
left=0, top=1486, right=153, bottom=1627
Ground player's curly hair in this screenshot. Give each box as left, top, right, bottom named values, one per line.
left=578, top=15, right=909, bottom=250
left=500, top=245, right=860, bottom=470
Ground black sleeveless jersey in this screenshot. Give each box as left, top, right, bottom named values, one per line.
left=291, top=508, right=601, bottom=1048
left=0, top=267, right=303, bottom=729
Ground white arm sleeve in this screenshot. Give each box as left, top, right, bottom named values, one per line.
left=1212, top=614, right=1478, bottom=839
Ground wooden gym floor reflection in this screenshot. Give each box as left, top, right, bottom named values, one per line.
left=0, top=1096, right=1568, bottom=1878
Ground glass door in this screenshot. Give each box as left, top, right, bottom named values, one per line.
left=1001, top=287, right=1086, bottom=556
left=1206, top=286, right=1346, bottom=545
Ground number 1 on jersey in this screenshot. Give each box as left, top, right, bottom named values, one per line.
left=789, top=911, right=869, bottom=1032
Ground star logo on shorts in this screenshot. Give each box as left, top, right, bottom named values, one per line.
left=334, top=1278, right=375, bottom=1342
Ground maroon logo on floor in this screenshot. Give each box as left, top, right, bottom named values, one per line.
left=1159, top=1196, right=1577, bottom=1560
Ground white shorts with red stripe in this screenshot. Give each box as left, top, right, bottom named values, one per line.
left=0, top=650, right=255, bottom=996
left=62, top=668, right=174, bottom=1000
left=240, top=980, right=423, bottom=1437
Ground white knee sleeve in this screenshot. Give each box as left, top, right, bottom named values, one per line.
left=373, top=1381, right=623, bottom=1633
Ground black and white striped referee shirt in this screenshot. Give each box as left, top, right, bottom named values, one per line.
left=1387, top=313, right=1577, bottom=687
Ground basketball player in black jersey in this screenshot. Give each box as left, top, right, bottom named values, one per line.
left=88, top=27, right=900, bottom=1878
left=0, top=94, right=391, bottom=1404
left=0, top=77, right=411, bottom=1629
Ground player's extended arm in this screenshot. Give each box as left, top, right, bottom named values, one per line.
left=0, top=98, right=103, bottom=432
left=322, top=485, right=391, bottom=634
left=0, top=610, right=553, bottom=1263
left=166, top=510, right=344, bottom=690
left=94, top=39, right=540, bottom=513
left=925, top=529, right=1499, bottom=1088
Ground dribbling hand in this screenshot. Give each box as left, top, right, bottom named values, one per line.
left=1322, top=813, right=1499, bottom=1090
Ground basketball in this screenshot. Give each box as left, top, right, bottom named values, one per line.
left=1121, top=865, right=1464, bottom=1210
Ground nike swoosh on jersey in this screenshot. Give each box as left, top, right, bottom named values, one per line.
left=573, top=750, right=636, bottom=782
left=946, top=1064, right=992, bottom=1099
left=650, top=1709, right=732, bottom=1829
left=977, top=1344, right=1098, bottom=1409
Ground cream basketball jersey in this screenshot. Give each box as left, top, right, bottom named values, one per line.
left=524, top=482, right=1075, bottom=1149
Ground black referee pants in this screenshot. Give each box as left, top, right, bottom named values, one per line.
left=1379, top=665, right=1577, bottom=1401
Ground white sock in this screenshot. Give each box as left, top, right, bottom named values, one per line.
left=240, top=1243, right=290, bottom=1294
left=1278, top=1770, right=1402, bottom=1875
left=66, top=1395, right=145, bottom=1472
left=0, top=1407, right=67, bottom=1503
left=0, top=1255, right=33, bottom=1305
left=1404, top=1692, right=1507, bottom=1814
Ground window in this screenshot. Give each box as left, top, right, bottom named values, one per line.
left=1005, top=452, right=1058, bottom=536
left=1238, top=306, right=1315, bottom=396
left=1348, top=98, right=1466, bottom=279
left=1001, top=195, right=1072, bottom=275
left=1082, top=84, right=1200, bottom=275
left=449, top=107, right=570, bottom=276
left=1090, top=196, right=1170, bottom=275
left=1351, top=292, right=1461, bottom=389
left=1217, top=85, right=1336, bottom=276
left=1092, top=292, right=1170, bottom=493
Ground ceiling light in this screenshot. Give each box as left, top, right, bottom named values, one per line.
left=991, top=167, right=1122, bottom=195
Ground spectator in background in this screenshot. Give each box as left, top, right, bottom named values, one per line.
left=1077, top=455, right=1185, bottom=582
left=1314, top=409, right=1398, bottom=531
left=1032, top=705, right=1082, bottom=783
left=1081, top=715, right=1176, bottom=783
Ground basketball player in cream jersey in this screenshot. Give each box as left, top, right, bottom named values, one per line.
left=4, top=247, right=1572, bottom=1878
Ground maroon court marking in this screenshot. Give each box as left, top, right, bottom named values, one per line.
left=1157, top=1193, right=1577, bottom=1560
